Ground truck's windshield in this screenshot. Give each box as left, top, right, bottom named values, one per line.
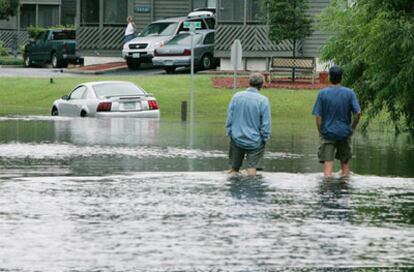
left=139, top=22, right=178, bottom=37
left=51, top=31, right=76, bottom=40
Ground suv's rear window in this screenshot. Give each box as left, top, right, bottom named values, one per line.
left=93, top=83, right=146, bottom=98
left=52, top=31, right=76, bottom=40
left=139, top=22, right=178, bottom=37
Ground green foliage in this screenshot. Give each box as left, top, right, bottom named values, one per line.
left=262, top=0, right=312, bottom=48
left=0, top=0, right=19, bottom=20
left=27, top=25, right=76, bottom=38
left=0, top=41, right=8, bottom=56
left=319, top=0, right=414, bottom=133
left=0, top=56, right=23, bottom=65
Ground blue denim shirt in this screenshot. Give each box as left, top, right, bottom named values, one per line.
left=226, top=87, right=272, bottom=150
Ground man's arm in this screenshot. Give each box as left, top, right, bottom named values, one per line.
left=315, top=116, right=322, bottom=134
left=351, top=112, right=362, bottom=133
left=225, top=98, right=234, bottom=137
left=260, top=99, right=272, bottom=142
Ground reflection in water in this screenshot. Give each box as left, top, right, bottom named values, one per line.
left=227, top=175, right=269, bottom=201
left=54, top=117, right=160, bottom=145
left=317, top=178, right=352, bottom=221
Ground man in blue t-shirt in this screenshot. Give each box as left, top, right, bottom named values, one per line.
left=312, top=65, right=362, bottom=178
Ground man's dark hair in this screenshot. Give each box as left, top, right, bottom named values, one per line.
left=329, top=65, right=343, bottom=84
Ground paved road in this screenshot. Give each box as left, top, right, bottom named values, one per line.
left=0, top=64, right=167, bottom=77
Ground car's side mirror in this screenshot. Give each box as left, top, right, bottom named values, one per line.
left=62, top=95, right=69, bottom=100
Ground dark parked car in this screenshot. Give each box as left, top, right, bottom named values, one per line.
left=23, top=29, right=83, bottom=68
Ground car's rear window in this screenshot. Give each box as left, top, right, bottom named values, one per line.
left=51, top=31, right=76, bottom=40
left=167, top=33, right=203, bottom=45
left=139, top=22, right=178, bottom=37
left=93, top=83, right=146, bottom=98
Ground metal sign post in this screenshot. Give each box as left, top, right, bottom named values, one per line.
left=230, top=39, right=242, bottom=92
left=183, top=21, right=201, bottom=146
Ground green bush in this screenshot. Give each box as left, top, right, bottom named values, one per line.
left=0, top=40, right=8, bottom=56
left=0, top=56, right=23, bottom=65
left=27, top=25, right=76, bottom=38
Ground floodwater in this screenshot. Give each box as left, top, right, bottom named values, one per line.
left=0, top=117, right=413, bottom=271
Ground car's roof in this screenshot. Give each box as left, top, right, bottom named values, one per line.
left=80, top=81, right=137, bottom=87
left=150, top=14, right=215, bottom=24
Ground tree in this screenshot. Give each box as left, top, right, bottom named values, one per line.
left=319, top=0, right=414, bottom=133
left=0, top=0, right=19, bottom=20
left=262, top=0, right=312, bottom=82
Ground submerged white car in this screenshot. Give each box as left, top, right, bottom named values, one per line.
left=51, top=81, right=160, bottom=118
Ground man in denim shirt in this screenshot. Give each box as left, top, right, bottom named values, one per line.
left=226, top=73, right=272, bottom=176
left=312, top=65, right=362, bottom=178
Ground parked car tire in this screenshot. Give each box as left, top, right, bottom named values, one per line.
left=80, top=110, right=88, bottom=118
left=24, top=54, right=32, bottom=67
left=164, top=67, right=176, bottom=74
left=126, top=59, right=141, bottom=70
left=51, top=107, right=59, bottom=116
left=51, top=52, right=68, bottom=68
left=200, top=53, right=213, bottom=70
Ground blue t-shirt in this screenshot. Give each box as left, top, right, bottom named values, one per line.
left=312, top=86, right=361, bottom=141
left=226, top=88, right=272, bottom=149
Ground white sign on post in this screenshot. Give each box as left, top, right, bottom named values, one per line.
left=230, top=39, right=242, bottom=91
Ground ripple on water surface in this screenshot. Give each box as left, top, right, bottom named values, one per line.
left=0, top=172, right=413, bottom=271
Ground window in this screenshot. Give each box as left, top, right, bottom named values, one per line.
left=38, top=5, right=59, bottom=28
left=203, top=32, right=215, bottom=44
left=204, top=17, right=216, bottom=29
left=20, top=5, right=36, bottom=29
left=167, top=33, right=203, bottom=46
left=81, top=0, right=99, bottom=25
left=93, top=83, right=145, bottom=98
left=70, top=86, right=87, bottom=100
left=193, top=0, right=217, bottom=9
left=104, top=0, right=127, bottom=25
left=219, top=0, right=262, bottom=23
left=139, top=22, right=179, bottom=37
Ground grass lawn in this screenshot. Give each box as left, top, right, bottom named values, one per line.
left=0, top=75, right=318, bottom=122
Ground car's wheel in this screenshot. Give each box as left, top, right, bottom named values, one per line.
left=51, top=107, right=59, bottom=116
left=80, top=110, right=88, bottom=118
left=126, top=59, right=141, bottom=70
left=51, top=52, right=60, bottom=68
left=24, top=54, right=32, bottom=67
left=200, top=54, right=213, bottom=70
left=164, top=67, right=176, bottom=74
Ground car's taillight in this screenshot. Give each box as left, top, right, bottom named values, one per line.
left=148, top=100, right=159, bottom=110
left=183, top=49, right=191, bottom=56
left=96, top=102, right=112, bottom=112
left=63, top=43, right=68, bottom=53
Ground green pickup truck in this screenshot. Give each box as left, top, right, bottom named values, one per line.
left=23, top=29, right=83, bottom=68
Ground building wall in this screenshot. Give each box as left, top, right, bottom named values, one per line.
left=302, top=0, right=331, bottom=57
left=153, top=0, right=191, bottom=20
left=61, top=0, right=76, bottom=26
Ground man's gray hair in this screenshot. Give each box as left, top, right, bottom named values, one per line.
left=249, top=73, right=265, bottom=89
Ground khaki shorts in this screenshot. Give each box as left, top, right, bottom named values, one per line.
left=318, top=136, right=352, bottom=163
left=229, top=140, right=265, bottom=170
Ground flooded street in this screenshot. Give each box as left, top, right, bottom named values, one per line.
left=0, top=117, right=413, bottom=270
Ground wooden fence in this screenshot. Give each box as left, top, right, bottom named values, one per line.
left=0, top=30, right=29, bottom=50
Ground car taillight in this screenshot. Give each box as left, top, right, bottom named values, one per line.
left=96, top=102, right=112, bottom=112
left=148, top=100, right=159, bottom=110
left=63, top=43, right=68, bottom=53
left=183, top=49, right=191, bottom=56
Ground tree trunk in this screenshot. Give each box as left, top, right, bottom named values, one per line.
left=292, top=39, right=296, bottom=83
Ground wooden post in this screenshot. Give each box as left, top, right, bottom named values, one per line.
left=181, top=101, right=187, bottom=122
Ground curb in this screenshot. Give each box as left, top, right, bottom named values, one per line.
left=64, top=64, right=128, bottom=75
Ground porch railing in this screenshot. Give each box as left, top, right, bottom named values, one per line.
left=77, top=26, right=124, bottom=51
left=215, top=24, right=300, bottom=54
left=0, top=30, right=29, bottom=50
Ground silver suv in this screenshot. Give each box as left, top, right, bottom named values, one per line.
left=122, top=13, right=215, bottom=70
